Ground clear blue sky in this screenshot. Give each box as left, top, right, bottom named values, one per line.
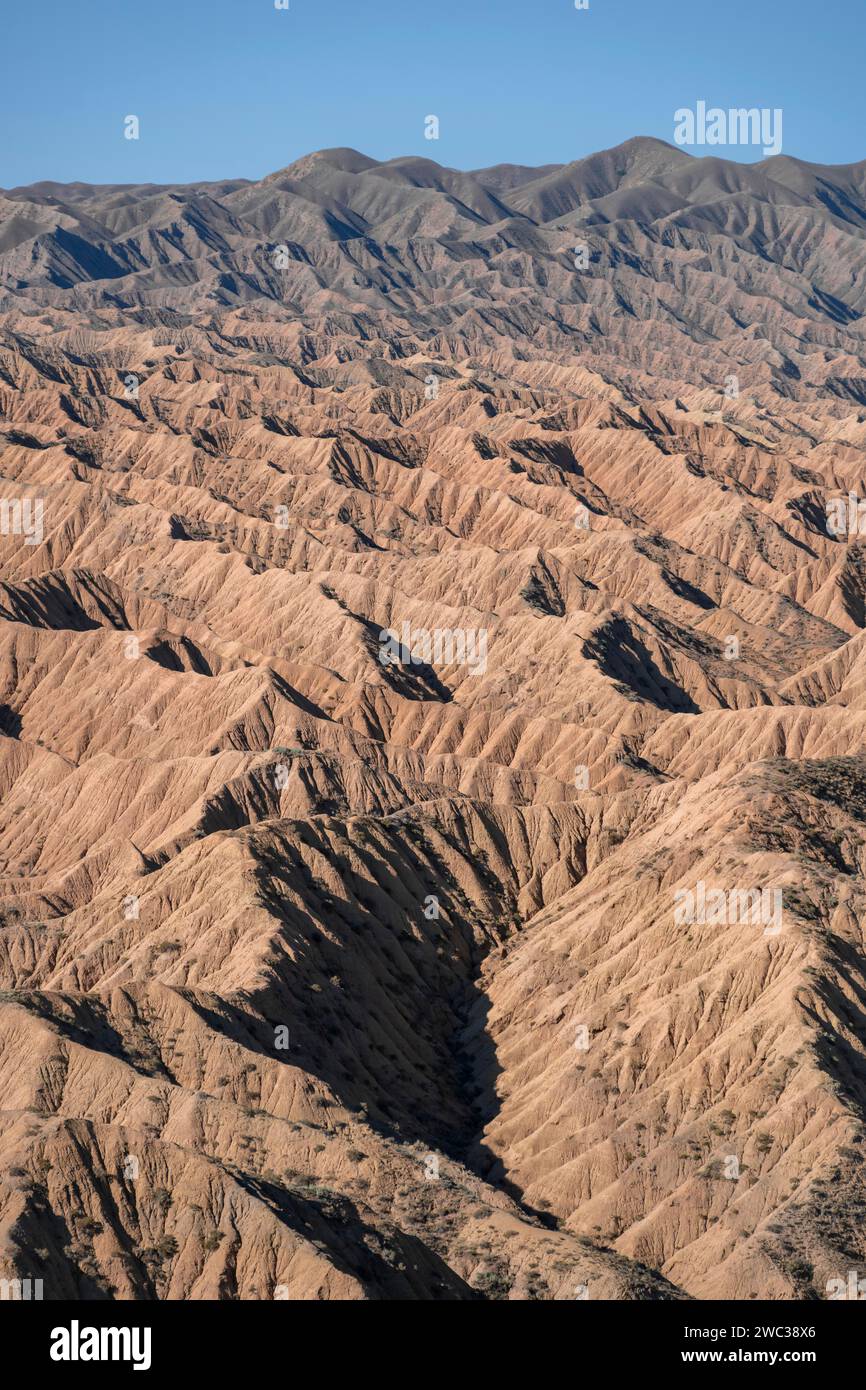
left=3, top=0, right=864, bottom=187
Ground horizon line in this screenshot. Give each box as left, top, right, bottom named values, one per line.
left=4, top=134, right=865, bottom=193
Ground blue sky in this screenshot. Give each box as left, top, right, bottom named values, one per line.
left=3, top=0, right=864, bottom=186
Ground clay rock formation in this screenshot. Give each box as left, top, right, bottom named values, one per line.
left=1, top=139, right=866, bottom=1299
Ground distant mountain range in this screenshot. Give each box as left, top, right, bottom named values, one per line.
left=3, top=137, right=866, bottom=401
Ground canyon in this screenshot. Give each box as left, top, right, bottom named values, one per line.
left=1, top=137, right=866, bottom=1299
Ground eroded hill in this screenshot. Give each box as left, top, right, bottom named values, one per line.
left=2, top=140, right=866, bottom=1300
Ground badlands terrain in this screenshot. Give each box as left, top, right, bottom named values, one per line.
left=2, top=137, right=866, bottom=1299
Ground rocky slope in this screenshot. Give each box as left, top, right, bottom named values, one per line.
left=1, top=139, right=866, bottom=1299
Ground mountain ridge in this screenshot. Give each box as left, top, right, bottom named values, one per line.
left=2, top=135, right=866, bottom=1301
